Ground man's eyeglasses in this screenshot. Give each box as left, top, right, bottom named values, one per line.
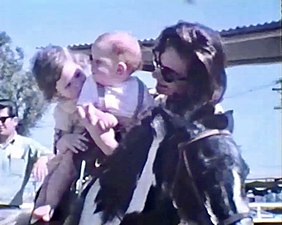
left=0, top=116, right=11, bottom=123
left=153, top=50, right=187, bottom=83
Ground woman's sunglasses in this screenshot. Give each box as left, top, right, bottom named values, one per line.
left=153, top=49, right=187, bottom=83
left=159, top=66, right=187, bottom=83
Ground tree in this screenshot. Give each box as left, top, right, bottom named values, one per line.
left=0, top=31, right=48, bottom=135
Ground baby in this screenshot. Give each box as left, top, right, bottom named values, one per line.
left=31, top=31, right=154, bottom=222
left=78, top=31, right=154, bottom=133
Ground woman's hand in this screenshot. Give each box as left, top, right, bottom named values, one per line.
left=56, top=133, right=89, bottom=154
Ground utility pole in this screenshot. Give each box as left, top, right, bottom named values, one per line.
left=273, top=78, right=282, bottom=110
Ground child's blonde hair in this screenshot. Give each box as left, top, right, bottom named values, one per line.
left=32, top=45, right=90, bottom=101
left=94, top=31, right=142, bottom=73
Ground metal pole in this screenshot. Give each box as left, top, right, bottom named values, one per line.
left=273, top=79, right=282, bottom=110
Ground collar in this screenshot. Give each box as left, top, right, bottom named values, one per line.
left=161, top=104, right=232, bottom=142
left=58, top=100, right=77, bottom=114
left=0, top=132, right=17, bottom=150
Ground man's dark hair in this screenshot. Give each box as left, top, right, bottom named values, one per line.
left=0, top=99, right=18, bottom=117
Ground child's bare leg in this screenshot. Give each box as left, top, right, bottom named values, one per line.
left=32, top=151, right=77, bottom=222
left=33, top=154, right=63, bottom=208
left=33, top=176, right=48, bottom=209
left=45, top=151, right=77, bottom=204
left=32, top=155, right=63, bottom=223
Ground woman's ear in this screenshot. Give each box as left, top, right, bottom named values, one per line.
left=116, top=62, right=127, bottom=76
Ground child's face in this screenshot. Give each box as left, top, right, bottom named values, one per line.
left=56, top=60, right=86, bottom=100
left=90, top=42, right=126, bottom=86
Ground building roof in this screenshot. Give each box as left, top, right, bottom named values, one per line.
left=220, top=20, right=281, bottom=37
left=70, top=20, right=281, bottom=49
left=69, top=20, right=282, bottom=71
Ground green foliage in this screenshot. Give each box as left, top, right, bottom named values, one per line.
left=0, top=31, right=48, bottom=135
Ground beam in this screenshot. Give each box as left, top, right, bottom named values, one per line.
left=69, top=21, right=282, bottom=72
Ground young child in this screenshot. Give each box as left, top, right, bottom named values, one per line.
left=31, top=31, right=154, bottom=222
left=78, top=31, right=154, bottom=136
left=31, top=45, right=118, bottom=223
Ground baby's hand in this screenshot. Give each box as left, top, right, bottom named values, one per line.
left=98, top=112, right=118, bottom=131
left=77, top=104, right=98, bottom=126
left=77, top=104, right=118, bottom=130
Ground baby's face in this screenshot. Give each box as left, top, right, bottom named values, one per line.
left=56, top=60, right=86, bottom=100
left=90, top=42, right=125, bottom=86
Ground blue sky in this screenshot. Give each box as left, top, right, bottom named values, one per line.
left=1, top=0, right=281, bottom=178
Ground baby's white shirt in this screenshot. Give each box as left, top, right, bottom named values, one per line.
left=77, top=75, right=154, bottom=123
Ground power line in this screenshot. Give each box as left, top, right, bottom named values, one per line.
left=225, top=79, right=280, bottom=99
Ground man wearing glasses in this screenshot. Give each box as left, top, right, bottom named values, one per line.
left=0, top=99, right=52, bottom=224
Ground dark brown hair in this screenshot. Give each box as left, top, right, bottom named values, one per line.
left=31, top=45, right=90, bottom=101
left=31, top=45, right=68, bottom=101
left=154, top=21, right=227, bottom=109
